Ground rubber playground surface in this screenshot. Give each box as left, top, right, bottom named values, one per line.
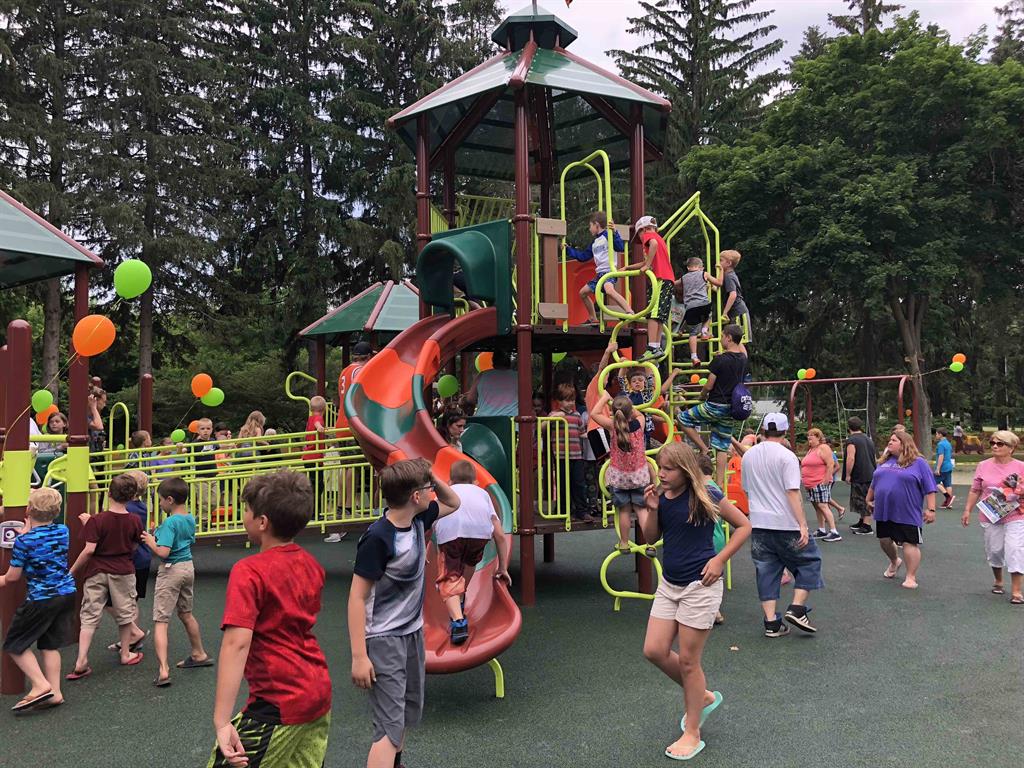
left=4, top=487, right=1021, bottom=768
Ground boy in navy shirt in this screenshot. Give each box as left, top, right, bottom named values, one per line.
left=349, top=458, right=461, bottom=768
left=0, top=487, right=77, bottom=712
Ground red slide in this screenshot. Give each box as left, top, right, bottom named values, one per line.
left=344, top=308, right=522, bottom=690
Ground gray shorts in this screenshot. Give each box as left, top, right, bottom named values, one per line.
left=367, top=629, right=425, bottom=747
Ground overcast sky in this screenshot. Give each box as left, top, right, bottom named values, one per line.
left=501, top=1, right=1000, bottom=71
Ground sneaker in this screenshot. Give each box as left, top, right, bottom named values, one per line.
left=811, top=528, right=827, bottom=539
left=822, top=531, right=843, bottom=543
left=944, top=495, right=956, bottom=509
left=690, top=355, right=701, bottom=365
left=638, top=346, right=664, bottom=362
left=700, top=325, right=711, bottom=340
left=323, top=532, right=348, bottom=543
left=450, top=619, right=469, bottom=645
left=764, top=615, right=790, bottom=638
left=851, top=524, right=873, bottom=535
left=784, top=605, right=817, bottom=633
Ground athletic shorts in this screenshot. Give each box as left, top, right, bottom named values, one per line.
left=849, top=482, right=871, bottom=516
left=80, top=572, right=137, bottom=627
left=153, top=561, right=196, bottom=622
left=586, top=272, right=617, bottom=292
left=2, top=593, right=76, bottom=654
left=654, top=279, right=674, bottom=324
left=683, top=305, right=711, bottom=336
left=650, top=578, right=723, bottom=630
left=366, top=630, right=425, bottom=748
left=435, top=538, right=488, bottom=600
left=677, top=401, right=734, bottom=453
left=750, top=528, right=824, bottom=602
left=207, top=711, right=330, bottom=768
left=609, top=487, right=645, bottom=508
left=806, top=483, right=832, bottom=503
left=876, top=520, right=923, bottom=545
left=934, top=471, right=953, bottom=488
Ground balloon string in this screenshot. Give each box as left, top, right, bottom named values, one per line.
left=174, top=399, right=200, bottom=430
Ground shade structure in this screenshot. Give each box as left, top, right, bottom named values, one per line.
left=0, top=189, right=103, bottom=288
left=388, top=4, right=670, bottom=181
left=300, top=279, right=421, bottom=343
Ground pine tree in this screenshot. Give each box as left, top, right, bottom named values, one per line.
left=828, top=0, right=903, bottom=35
left=793, top=25, right=833, bottom=64
left=610, top=0, right=783, bottom=201
left=992, top=0, right=1024, bottom=64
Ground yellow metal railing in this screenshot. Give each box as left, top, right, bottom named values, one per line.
left=285, top=370, right=338, bottom=427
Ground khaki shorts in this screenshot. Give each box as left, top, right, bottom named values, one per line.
left=153, top=561, right=196, bottom=622
left=650, top=577, right=723, bottom=630
left=81, top=572, right=138, bottom=627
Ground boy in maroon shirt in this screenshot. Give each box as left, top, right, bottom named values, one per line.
left=210, top=471, right=331, bottom=768
left=67, top=473, right=145, bottom=678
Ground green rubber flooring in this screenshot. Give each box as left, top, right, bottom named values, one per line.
left=4, top=487, right=1022, bottom=767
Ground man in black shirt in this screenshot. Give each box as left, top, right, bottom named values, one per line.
left=842, top=417, right=877, bottom=534
left=677, top=324, right=749, bottom=487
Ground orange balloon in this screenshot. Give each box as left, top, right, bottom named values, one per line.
left=477, top=352, right=494, bottom=372
left=191, top=373, right=213, bottom=398
left=690, top=374, right=700, bottom=384
left=805, top=368, right=817, bottom=380
left=952, top=353, right=966, bottom=364
left=43, top=404, right=58, bottom=418
left=35, top=411, right=48, bottom=426
left=72, top=314, right=116, bottom=357
left=188, top=419, right=200, bottom=434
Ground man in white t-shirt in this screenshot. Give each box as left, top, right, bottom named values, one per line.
left=740, top=413, right=824, bottom=637
left=434, top=461, right=511, bottom=645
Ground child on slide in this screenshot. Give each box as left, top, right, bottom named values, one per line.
left=590, top=391, right=656, bottom=553
left=638, top=443, right=750, bottom=761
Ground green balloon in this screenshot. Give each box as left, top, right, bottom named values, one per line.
left=170, top=429, right=186, bottom=442
left=949, top=361, right=964, bottom=373
left=201, top=387, right=225, bottom=407
left=797, top=368, right=807, bottom=380
left=113, top=259, right=152, bottom=299
left=31, top=389, right=54, bottom=413
left=437, top=374, right=459, bottom=399
left=552, top=352, right=567, bottom=363
left=699, top=377, right=708, bottom=386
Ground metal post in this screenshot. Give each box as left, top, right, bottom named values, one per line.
left=1, top=320, right=32, bottom=694
left=139, top=373, right=153, bottom=435
left=416, top=113, right=432, bottom=320
left=513, top=88, right=537, bottom=606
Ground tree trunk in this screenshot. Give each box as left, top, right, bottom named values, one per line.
left=887, top=284, right=931, bottom=449
left=42, top=279, right=62, bottom=399
left=858, top=306, right=879, bottom=438
left=139, top=112, right=158, bottom=382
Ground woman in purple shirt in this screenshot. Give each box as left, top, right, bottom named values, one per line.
left=866, top=432, right=937, bottom=589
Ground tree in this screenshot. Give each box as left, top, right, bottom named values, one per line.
left=681, top=19, right=1024, bottom=442
left=611, top=0, right=783, bottom=201
left=992, top=0, right=1024, bottom=64
left=829, top=0, right=904, bottom=35
left=793, top=25, right=833, bottom=64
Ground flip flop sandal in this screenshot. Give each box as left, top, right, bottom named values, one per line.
left=616, top=545, right=633, bottom=555
left=121, top=651, right=144, bottom=667
left=1010, top=596, right=1024, bottom=605
left=107, top=630, right=149, bottom=654
left=177, top=656, right=215, bottom=669
left=33, top=698, right=65, bottom=711
left=65, top=666, right=92, bottom=681
left=681, top=691, right=723, bottom=731
left=665, top=741, right=706, bottom=761
left=153, top=676, right=172, bottom=687
left=12, top=691, right=54, bottom=712
left=991, top=586, right=1005, bottom=595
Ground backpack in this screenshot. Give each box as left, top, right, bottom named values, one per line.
left=731, top=382, right=753, bottom=421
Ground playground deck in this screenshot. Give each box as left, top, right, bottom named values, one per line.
left=4, top=489, right=1020, bottom=768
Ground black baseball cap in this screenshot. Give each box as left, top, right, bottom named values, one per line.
left=353, top=341, right=373, bottom=356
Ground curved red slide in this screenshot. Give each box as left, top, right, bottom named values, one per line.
left=344, top=308, right=522, bottom=677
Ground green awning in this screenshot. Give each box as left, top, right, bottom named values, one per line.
left=300, top=280, right=421, bottom=342
left=0, top=189, right=102, bottom=288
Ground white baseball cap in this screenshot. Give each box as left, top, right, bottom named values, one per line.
left=760, top=412, right=790, bottom=433
left=633, top=215, right=657, bottom=230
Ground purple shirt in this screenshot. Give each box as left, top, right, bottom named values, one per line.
left=871, top=457, right=937, bottom=526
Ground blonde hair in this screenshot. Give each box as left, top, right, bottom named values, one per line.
left=889, top=431, right=921, bottom=467
left=991, top=430, right=1020, bottom=449
left=450, top=460, right=477, bottom=484
left=28, top=487, right=63, bottom=522
left=611, top=395, right=636, bottom=452
left=720, top=249, right=742, bottom=266
left=657, top=443, right=718, bottom=525
left=197, top=417, right=213, bottom=428
left=126, top=469, right=149, bottom=498
left=310, top=395, right=327, bottom=413
left=806, top=428, right=825, bottom=444
left=239, top=410, right=266, bottom=439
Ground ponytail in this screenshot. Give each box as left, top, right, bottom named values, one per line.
left=611, top=395, right=634, bottom=452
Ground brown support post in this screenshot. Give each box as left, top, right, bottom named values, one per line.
left=629, top=103, right=652, bottom=594
left=67, top=264, right=90, bottom=602
left=315, top=338, right=327, bottom=398
left=139, top=373, right=153, bottom=435
left=1, top=320, right=32, bottom=694
left=542, top=352, right=553, bottom=404
left=416, top=113, right=432, bottom=320
left=342, top=342, right=351, bottom=368
left=443, top=150, right=458, bottom=229
left=543, top=533, right=555, bottom=563
left=513, top=88, right=537, bottom=606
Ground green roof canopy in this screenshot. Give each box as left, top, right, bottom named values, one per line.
left=0, top=189, right=102, bottom=288
left=300, top=280, right=421, bottom=342
left=388, top=5, right=670, bottom=181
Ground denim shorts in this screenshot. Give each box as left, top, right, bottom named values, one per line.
left=750, top=528, right=824, bottom=602
left=586, top=272, right=617, bottom=292
left=609, top=487, right=645, bottom=508
left=934, top=470, right=952, bottom=487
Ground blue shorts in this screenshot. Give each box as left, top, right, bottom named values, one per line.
left=586, top=272, right=617, bottom=292
left=935, top=471, right=952, bottom=487
left=750, top=528, right=824, bottom=602
left=609, top=487, right=645, bottom=508
left=677, top=401, right=734, bottom=452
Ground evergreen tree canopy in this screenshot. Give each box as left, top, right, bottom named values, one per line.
left=828, top=0, right=904, bottom=35
left=992, top=0, right=1024, bottom=64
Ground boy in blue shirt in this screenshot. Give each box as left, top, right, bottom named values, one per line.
left=140, top=476, right=212, bottom=686
left=933, top=428, right=955, bottom=508
left=566, top=210, right=633, bottom=325
left=0, top=487, right=77, bottom=712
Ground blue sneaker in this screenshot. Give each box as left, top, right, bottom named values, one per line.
left=450, top=618, right=469, bottom=645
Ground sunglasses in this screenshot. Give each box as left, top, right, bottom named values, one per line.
left=415, top=483, right=436, bottom=493
left=990, top=440, right=1009, bottom=447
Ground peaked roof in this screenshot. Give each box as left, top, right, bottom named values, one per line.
left=388, top=5, right=670, bottom=181
left=300, top=280, right=421, bottom=341
left=0, top=189, right=103, bottom=288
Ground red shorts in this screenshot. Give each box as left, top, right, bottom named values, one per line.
left=435, top=538, right=489, bottom=600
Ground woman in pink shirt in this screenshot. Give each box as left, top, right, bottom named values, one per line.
left=801, top=429, right=841, bottom=542
left=961, top=430, right=1024, bottom=604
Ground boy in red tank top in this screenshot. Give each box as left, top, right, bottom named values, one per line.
left=627, top=215, right=676, bottom=361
